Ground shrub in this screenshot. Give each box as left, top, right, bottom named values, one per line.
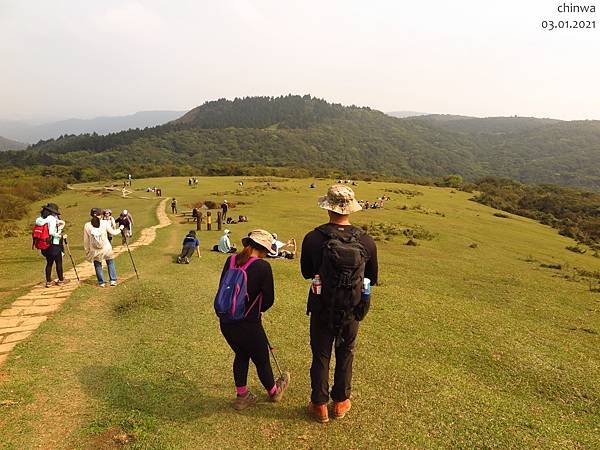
left=0, top=194, right=28, bottom=220
left=566, top=245, right=586, bottom=254
left=493, top=212, right=510, bottom=218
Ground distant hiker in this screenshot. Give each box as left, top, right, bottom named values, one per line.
left=188, top=178, right=192, bottom=186
left=310, top=183, right=316, bottom=189
left=215, top=229, right=290, bottom=410
left=177, top=230, right=200, bottom=264
left=34, top=203, right=69, bottom=288
left=101, top=209, right=117, bottom=243
left=115, top=210, right=133, bottom=245
left=301, top=185, right=378, bottom=423
left=238, top=215, right=248, bottom=223
left=213, top=229, right=236, bottom=253
left=171, top=198, right=178, bottom=214
left=84, top=208, right=124, bottom=287
left=221, top=200, right=229, bottom=221
left=192, top=207, right=199, bottom=221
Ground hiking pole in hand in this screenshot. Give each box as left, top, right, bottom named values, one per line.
left=62, top=235, right=80, bottom=282
left=123, top=234, right=140, bottom=280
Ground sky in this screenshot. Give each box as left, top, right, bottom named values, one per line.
left=0, top=0, right=599, bottom=121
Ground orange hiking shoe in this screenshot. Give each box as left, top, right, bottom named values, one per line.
left=307, top=402, right=329, bottom=423
left=333, top=399, right=351, bottom=419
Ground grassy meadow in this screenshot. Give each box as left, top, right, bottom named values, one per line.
left=0, top=176, right=599, bottom=449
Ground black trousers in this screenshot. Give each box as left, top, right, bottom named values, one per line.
left=41, top=244, right=64, bottom=282
left=220, top=321, right=275, bottom=391
left=310, top=313, right=359, bottom=404
left=178, top=245, right=196, bottom=259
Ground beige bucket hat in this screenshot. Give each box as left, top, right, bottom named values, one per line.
left=318, top=184, right=362, bottom=214
left=241, top=229, right=274, bottom=253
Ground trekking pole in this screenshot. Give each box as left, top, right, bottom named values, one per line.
left=124, top=234, right=140, bottom=280
left=266, top=338, right=283, bottom=378
left=62, top=236, right=80, bottom=282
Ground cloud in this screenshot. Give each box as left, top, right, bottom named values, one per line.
left=95, top=1, right=165, bottom=39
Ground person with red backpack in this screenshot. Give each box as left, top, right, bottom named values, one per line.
left=215, top=229, right=290, bottom=411
left=34, top=203, right=70, bottom=288
left=301, top=185, right=378, bottom=423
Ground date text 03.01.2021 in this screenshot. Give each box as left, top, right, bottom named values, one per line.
left=542, top=20, right=596, bottom=30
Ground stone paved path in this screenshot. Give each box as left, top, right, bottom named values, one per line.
left=0, top=199, right=171, bottom=366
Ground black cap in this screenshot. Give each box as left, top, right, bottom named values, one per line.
left=42, top=203, right=60, bottom=216
left=90, top=207, right=102, bottom=217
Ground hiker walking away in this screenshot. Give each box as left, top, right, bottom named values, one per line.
left=215, top=229, right=290, bottom=410
left=34, top=203, right=69, bottom=288
left=84, top=208, right=124, bottom=287
left=115, top=210, right=133, bottom=245
left=301, top=185, right=378, bottom=423
left=213, top=229, right=237, bottom=253
left=101, top=209, right=117, bottom=243
left=221, top=200, right=229, bottom=221
left=177, top=230, right=201, bottom=264
left=171, top=198, right=178, bottom=214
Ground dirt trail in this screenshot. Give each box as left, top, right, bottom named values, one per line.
left=0, top=199, right=171, bottom=366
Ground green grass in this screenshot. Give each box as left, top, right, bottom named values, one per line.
left=1, top=176, right=599, bottom=449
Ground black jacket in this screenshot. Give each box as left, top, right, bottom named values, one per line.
left=300, top=223, right=378, bottom=315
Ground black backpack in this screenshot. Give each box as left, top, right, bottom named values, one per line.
left=316, top=224, right=368, bottom=335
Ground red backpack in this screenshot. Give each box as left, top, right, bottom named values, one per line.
left=32, top=223, right=51, bottom=250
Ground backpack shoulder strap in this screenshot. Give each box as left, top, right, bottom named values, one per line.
left=316, top=224, right=340, bottom=240
left=228, top=255, right=237, bottom=270
left=240, top=256, right=259, bottom=271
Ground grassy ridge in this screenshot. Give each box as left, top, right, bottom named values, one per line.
left=0, top=177, right=599, bottom=448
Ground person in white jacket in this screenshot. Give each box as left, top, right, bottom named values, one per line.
left=83, top=208, right=123, bottom=287
left=35, top=203, right=70, bottom=288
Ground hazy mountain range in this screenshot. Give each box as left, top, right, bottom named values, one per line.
left=0, top=136, right=27, bottom=151
left=2, top=95, right=599, bottom=189
left=0, top=110, right=186, bottom=144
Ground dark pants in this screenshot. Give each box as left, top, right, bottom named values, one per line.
left=310, top=313, right=359, bottom=404
left=220, top=321, right=275, bottom=391
left=171, top=206, right=177, bottom=214
left=41, top=244, right=64, bottom=282
left=178, top=244, right=196, bottom=259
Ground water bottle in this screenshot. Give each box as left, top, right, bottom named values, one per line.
left=312, top=275, right=322, bottom=295
left=361, top=278, right=371, bottom=302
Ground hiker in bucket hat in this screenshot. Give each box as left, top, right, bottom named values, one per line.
left=35, top=203, right=70, bottom=288
left=301, top=184, right=379, bottom=423
left=216, top=229, right=290, bottom=410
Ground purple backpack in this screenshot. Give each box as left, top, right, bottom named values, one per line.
left=214, top=255, right=262, bottom=322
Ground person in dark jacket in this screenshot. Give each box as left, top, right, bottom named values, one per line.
left=177, top=230, right=200, bottom=263
left=221, top=200, right=229, bottom=221
left=218, top=229, right=290, bottom=410
left=301, top=185, right=378, bottom=423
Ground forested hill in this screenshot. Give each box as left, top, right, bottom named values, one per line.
left=1, top=95, right=599, bottom=190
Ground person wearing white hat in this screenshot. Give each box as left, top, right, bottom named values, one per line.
left=213, top=228, right=236, bottom=253
left=115, top=210, right=133, bottom=245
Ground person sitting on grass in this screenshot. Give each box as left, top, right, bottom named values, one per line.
left=267, top=233, right=297, bottom=259
left=215, top=229, right=290, bottom=410
left=177, top=230, right=200, bottom=264
left=213, top=229, right=237, bottom=253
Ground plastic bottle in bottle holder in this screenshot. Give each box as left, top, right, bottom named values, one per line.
left=312, top=275, right=322, bottom=295
left=361, top=277, right=371, bottom=301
